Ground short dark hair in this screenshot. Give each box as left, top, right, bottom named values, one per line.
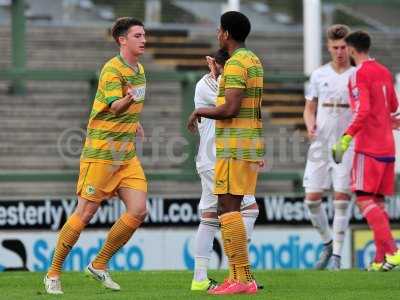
left=220, top=11, right=251, bottom=42
left=345, top=30, right=371, bottom=53
left=327, top=24, right=350, bottom=40
left=111, top=17, right=144, bottom=45
left=213, top=49, right=230, bottom=65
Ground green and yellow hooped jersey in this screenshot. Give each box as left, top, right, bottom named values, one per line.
left=81, top=55, right=146, bottom=164
left=216, top=48, right=265, bottom=161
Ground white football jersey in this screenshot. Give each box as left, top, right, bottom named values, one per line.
left=305, top=63, right=355, bottom=145
left=194, top=73, right=218, bottom=173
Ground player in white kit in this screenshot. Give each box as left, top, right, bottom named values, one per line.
left=303, top=25, right=354, bottom=270
left=190, top=49, right=260, bottom=291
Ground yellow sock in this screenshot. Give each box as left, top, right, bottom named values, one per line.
left=220, top=211, right=253, bottom=283
left=47, top=213, right=85, bottom=278
left=92, top=213, right=142, bottom=270
left=228, top=265, right=237, bottom=281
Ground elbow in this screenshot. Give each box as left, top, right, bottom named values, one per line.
left=109, top=105, right=121, bottom=116
left=224, top=107, right=240, bottom=119
left=224, top=112, right=237, bottom=119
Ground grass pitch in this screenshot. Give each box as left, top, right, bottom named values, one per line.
left=2, top=270, right=400, bottom=300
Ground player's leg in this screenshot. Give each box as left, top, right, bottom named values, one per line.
left=376, top=162, right=400, bottom=271
left=240, top=197, right=264, bottom=289
left=305, top=191, right=333, bottom=270
left=303, top=157, right=333, bottom=269
left=240, top=196, right=259, bottom=243
left=192, top=211, right=219, bottom=290
left=370, top=194, right=391, bottom=270
left=192, top=170, right=219, bottom=291
left=330, top=145, right=353, bottom=270
left=45, top=197, right=99, bottom=294
left=352, top=153, right=387, bottom=270
left=44, top=162, right=104, bottom=294
left=353, top=154, right=398, bottom=271
left=356, top=191, right=391, bottom=270
left=88, top=160, right=147, bottom=289
left=330, top=192, right=351, bottom=270
left=209, top=159, right=258, bottom=295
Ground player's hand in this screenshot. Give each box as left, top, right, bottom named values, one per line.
left=332, top=134, right=352, bottom=164
left=136, top=122, right=145, bottom=141
left=187, top=110, right=201, bottom=134
left=127, top=84, right=136, bottom=103
left=391, top=112, right=400, bottom=130
left=258, top=160, right=265, bottom=168
left=307, top=124, right=317, bottom=141
left=206, top=56, right=217, bottom=80
left=125, top=91, right=135, bottom=103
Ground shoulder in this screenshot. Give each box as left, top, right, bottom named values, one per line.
left=350, top=64, right=369, bottom=86
left=197, top=73, right=218, bottom=93
left=232, top=49, right=261, bottom=67
left=138, top=62, right=145, bottom=74
left=225, top=56, right=245, bottom=69
left=100, top=56, right=123, bottom=77
left=342, top=66, right=356, bottom=79
left=312, top=63, right=331, bottom=77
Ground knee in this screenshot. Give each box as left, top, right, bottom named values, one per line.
left=200, top=216, right=219, bottom=227
left=354, top=192, right=375, bottom=213
left=305, top=198, right=324, bottom=216
left=76, top=210, right=97, bottom=224
left=218, top=196, right=241, bottom=215
left=305, top=193, right=322, bottom=202
left=333, top=200, right=350, bottom=217
left=333, top=200, right=350, bottom=209
left=131, top=207, right=148, bottom=222
left=218, top=202, right=236, bottom=215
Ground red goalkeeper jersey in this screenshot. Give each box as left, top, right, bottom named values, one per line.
left=346, top=59, right=398, bottom=158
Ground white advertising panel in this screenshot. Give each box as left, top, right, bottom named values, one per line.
left=0, top=227, right=351, bottom=271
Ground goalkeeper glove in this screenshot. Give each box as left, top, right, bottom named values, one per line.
left=332, top=134, right=352, bottom=164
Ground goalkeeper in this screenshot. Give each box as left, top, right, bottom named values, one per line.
left=332, top=30, right=400, bottom=271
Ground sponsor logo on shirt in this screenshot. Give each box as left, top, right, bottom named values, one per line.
left=129, top=85, right=146, bottom=102
left=352, top=88, right=359, bottom=101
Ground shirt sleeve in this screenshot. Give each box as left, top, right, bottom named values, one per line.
left=194, top=81, right=205, bottom=109
left=223, top=59, right=246, bottom=89
left=305, top=71, right=318, bottom=101
left=100, top=68, right=123, bottom=106
left=389, top=79, right=399, bottom=113
left=345, top=70, right=371, bottom=136
left=194, top=76, right=218, bottom=108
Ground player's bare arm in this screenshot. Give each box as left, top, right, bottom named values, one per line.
left=206, top=56, right=218, bottom=80
left=303, top=99, right=317, bottom=140
left=187, top=88, right=243, bottom=133
left=109, top=93, right=134, bottom=115
left=136, top=122, right=145, bottom=140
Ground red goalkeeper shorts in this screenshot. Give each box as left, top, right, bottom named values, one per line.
left=351, top=152, right=395, bottom=195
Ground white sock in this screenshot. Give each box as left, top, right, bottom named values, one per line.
left=241, top=208, right=259, bottom=242
left=193, top=218, right=219, bottom=281
left=332, top=200, right=350, bottom=257
left=305, top=199, right=332, bottom=244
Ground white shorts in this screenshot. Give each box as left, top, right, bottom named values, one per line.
left=303, top=142, right=354, bottom=194
left=198, top=169, right=257, bottom=212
